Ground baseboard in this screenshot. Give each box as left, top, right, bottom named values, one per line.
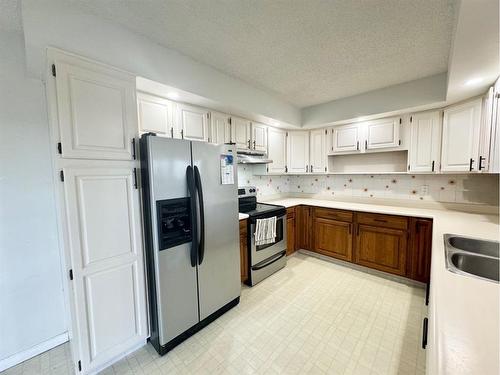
left=0, top=332, right=69, bottom=371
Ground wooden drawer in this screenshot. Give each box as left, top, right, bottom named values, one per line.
left=286, top=207, right=296, bottom=219
left=357, top=212, right=408, bottom=230
left=314, top=207, right=353, bottom=222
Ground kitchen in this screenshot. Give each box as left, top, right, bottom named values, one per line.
left=1, top=1, right=499, bottom=375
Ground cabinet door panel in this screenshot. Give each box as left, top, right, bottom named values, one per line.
left=286, top=217, right=296, bottom=255
left=267, top=127, right=287, bottom=173
left=441, top=99, right=482, bottom=172
left=355, top=224, right=407, bottom=276
left=287, top=131, right=309, bottom=173
left=314, top=218, right=352, bottom=261
left=137, top=93, right=173, bottom=136
left=210, top=111, right=231, bottom=144
left=409, top=218, right=432, bottom=283
left=409, top=112, right=441, bottom=172
left=365, top=117, right=401, bottom=150
left=55, top=59, right=137, bottom=160
left=233, top=117, right=251, bottom=149
left=252, top=123, right=268, bottom=152
left=296, top=206, right=312, bottom=250
left=239, top=220, right=248, bottom=283
left=309, top=129, right=327, bottom=173
left=332, top=124, right=360, bottom=153
left=177, top=103, right=209, bottom=141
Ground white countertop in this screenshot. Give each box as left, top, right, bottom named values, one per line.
left=263, top=197, right=500, bottom=375
left=238, top=213, right=249, bottom=220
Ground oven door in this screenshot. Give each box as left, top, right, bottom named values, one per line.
left=250, top=213, right=287, bottom=265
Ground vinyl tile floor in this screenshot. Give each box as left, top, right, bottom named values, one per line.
left=3, top=253, right=427, bottom=375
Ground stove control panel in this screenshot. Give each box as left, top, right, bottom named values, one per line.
left=238, top=186, right=257, bottom=197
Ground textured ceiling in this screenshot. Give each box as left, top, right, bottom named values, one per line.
left=0, top=0, right=22, bottom=32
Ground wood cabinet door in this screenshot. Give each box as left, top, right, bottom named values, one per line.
left=332, top=124, right=361, bottom=153
left=286, top=208, right=296, bottom=256
left=287, top=131, right=309, bottom=173
left=137, top=92, right=174, bottom=137
left=441, top=99, right=482, bottom=172
left=177, top=103, right=209, bottom=142
left=408, top=218, right=433, bottom=283
left=365, top=117, right=401, bottom=150
left=210, top=111, right=231, bottom=144
left=409, top=111, right=441, bottom=172
left=239, top=220, right=248, bottom=283
left=314, top=218, right=352, bottom=261
left=355, top=224, right=407, bottom=276
left=54, top=58, right=137, bottom=160
left=296, top=206, right=312, bottom=250
left=252, top=122, right=268, bottom=152
left=232, top=117, right=251, bottom=149
left=267, top=127, right=287, bottom=173
left=309, top=129, right=327, bottom=173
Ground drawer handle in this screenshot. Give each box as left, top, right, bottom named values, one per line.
left=422, top=318, right=428, bottom=349
left=373, top=218, right=388, bottom=223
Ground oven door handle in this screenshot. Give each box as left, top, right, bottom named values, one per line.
left=186, top=166, right=198, bottom=267
left=194, top=165, right=205, bottom=265
left=251, top=250, right=286, bottom=270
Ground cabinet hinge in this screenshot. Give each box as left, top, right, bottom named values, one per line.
left=69, top=269, right=73, bottom=280
left=266, top=166, right=269, bottom=173
left=324, top=166, right=327, bottom=172
left=398, top=139, right=401, bottom=146
left=408, top=164, right=410, bottom=171
left=51, top=64, right=56, bottom=77
left=228, top=117, right=232, bottom=125
left=410, top=116, right=413, bottom=123
left=59, top=170, right=64, bottom=182
left=286, top=132, right=288, bottom=137
left=78, top=360, right=82, bottom=372
left=399, top=118, right=402, bottom=125
left=133, top=168, right=138, bottom=189
left=325, top=129, right=327, bottom=135
left=57, top=142, right=62, bottom=154
left=285, top=166, right=288, bottom=173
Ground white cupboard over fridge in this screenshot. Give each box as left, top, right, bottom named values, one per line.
left=267, top=127, right=287, bottom=173
left=287, top=131, right=309, bottom=173
left=232, top=116, right=251, bottom=150
left=210, top=111, right=231, bottom=145
left=177, top=103, right=210, bottom=142
left=137, top=92, right=175, bottom=137
left=409, top=111, right=441, bottom=173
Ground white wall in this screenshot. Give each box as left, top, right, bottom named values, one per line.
left=0, top=31, right=67, bottom=368
left=301, top=73, right=447, bottom=127
left=21, top=0, right=301, bottom=127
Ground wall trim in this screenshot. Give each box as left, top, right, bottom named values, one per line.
left=0, top=332, right=69, bottom=371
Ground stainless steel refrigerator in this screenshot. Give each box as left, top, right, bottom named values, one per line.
left=140, top=134, right=240, bottom=355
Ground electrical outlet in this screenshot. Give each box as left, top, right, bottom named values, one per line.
left=420, top=185, right=429, bottom=195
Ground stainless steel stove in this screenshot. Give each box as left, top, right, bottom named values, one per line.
left=238, top=186, right=287, bottom=285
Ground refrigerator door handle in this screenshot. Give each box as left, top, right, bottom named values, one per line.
left=194, top=165, right=205, bottom=265
left=186, top=166, right=198, bottom=267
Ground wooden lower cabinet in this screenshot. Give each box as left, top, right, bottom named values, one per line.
left=296, top=205, right=312, bottom=250
left=239, top=219, right=248, bottom=283
left=408, top=218, right=433, bottom=283
left=314, top=218, right=353, bottom=261
left=355, top=224, right=408, bottom=276
left=286, top=207, right=296, bottom=255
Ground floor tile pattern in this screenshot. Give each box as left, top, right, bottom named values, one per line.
left=3, top=253, right=427, bottom=375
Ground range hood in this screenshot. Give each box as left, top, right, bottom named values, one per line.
left=237, top=150, right=273, bottom=164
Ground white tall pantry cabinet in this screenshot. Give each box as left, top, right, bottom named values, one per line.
left=47, top=50, right=148, bottom=375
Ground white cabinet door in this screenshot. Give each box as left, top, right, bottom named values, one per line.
left=365, top=117, right=401, bottom=150
left=232, top=117, right=251, bottom=150
left=54, top=58, right=137, bottom=160
left=441, top=99, right=482, bottom=172
left=210, top=111, right=231, bottom=144
left=177, top=103, right=209, bottom=142
left=309, top=129, right=327, bottom=173
left=332, top=124, right=361, bottom=153
left=287, top=131, right=309, bottom=173
left=478, top=88, right=494, bottom=172
left=63, top=167, right=147, bottom=374
left=137, top=92, right=174, bottom=137
left=409, top=111, right=441, bottom=172
left=490, top=81, right=500, bottom=173
left=267, top=127, right=287, bottom=173
left=252, top=122, right=268, bottom=152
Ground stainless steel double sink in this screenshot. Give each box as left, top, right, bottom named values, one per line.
left=444, top=234, right=499, bottom=283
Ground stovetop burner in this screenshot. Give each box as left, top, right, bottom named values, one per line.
left=238, top=186, right=286, bottom=219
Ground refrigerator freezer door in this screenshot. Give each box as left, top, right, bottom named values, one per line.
left=192, top=142, right=241, bottom=320
left=145, top=136, right=199, bottom=346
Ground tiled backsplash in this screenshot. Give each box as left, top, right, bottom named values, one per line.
left=237, top=165, right=499, bottom=206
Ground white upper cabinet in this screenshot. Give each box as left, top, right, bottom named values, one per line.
left=287, top=131, right=309, bottom=173
left=252, top=122, right=268, bottom=152
left=267, top=127, right=287, bottom=173
left=309, top=129, right=327, bottom=173
left=137, top=92, right=174, bottom=137
left=365, top=117, right=401, bottom=150
left=177, top=103, right=209, bottom=142
left=53, top=56, right=137, bottom=160
left=210, top=111, right=231, bottom=144
left=490, top=80, right=500, bottom=173
left=232, top=117, right=251, bottom=150
left=409, top=111, right=441, bottom=173
left=331, top=124, right=361, bottom=153
left=441, top=99, right=482, bottom=172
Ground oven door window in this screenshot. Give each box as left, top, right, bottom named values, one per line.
left=255, top=218, right=283, bottom=251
